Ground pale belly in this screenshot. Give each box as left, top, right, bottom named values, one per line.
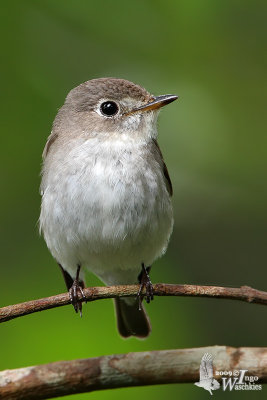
left=40, top=142, right=173, bottom=285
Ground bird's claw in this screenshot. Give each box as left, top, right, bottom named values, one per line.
left=137, top=264, right=154, bottom=310
left=69, top=279, right=86, bottom=317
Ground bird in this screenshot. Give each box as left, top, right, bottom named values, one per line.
left=194, top=353, right=220, bottom=395
left=39, top=77, right=177, bottom=338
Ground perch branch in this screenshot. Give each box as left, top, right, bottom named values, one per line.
left=0, top=346, right=266, bottom=399
left=0, top=283, right=266, bottom=323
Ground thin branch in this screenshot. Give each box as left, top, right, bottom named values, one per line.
left=0, top=346, right=266, bottom=399
left=0, top=283, right=266, bottom=323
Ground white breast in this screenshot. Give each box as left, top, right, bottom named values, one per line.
left=40, top=135, right=173, bottom=285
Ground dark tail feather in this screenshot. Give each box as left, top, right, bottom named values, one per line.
left=114, top=297, right=151, bottom=338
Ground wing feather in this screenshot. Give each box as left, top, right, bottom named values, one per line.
left=200, top=353, right=214, bottom=381
left=152, top=139, right=173, bottom=196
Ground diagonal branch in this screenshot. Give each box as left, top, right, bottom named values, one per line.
left=0, top=283, right=266, bottom=323
left=0, top=346, right=266, bottom=399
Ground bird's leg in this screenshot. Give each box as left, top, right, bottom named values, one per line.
left=59, top=264, right=86, bottom=317
left=69, top=265, right=87, bottom=317
left=137, top=263, right=154, bottom=310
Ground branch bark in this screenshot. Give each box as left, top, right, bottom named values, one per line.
left=0, top=346, right=266, bottom=399
left=1, top=283, right=267, bottom=323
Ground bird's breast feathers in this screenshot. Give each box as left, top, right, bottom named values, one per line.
left=40, top=137, right=173, bottom=278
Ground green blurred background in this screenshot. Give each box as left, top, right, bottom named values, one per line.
left=1, top=0, right=266, bottom=399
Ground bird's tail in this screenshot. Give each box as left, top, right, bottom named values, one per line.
left=114, top=297, right=151, bottom=338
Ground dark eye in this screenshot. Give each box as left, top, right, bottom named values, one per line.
left=100, top=101, right=119, bottom=116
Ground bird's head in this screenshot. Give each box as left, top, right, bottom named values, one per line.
left=55, top=78, right=178, bottom=142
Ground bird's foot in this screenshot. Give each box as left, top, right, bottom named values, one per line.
left=69, top=265, right=87, bottom=317
left=137, top=263, right=154, bottom=310
left=69, top=280, right=86, bottom=317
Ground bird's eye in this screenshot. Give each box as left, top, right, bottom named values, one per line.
left=100, top=101, right=119, bottom=116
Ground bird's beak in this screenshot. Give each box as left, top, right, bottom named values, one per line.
left=129, top=94, right=178, bottom=115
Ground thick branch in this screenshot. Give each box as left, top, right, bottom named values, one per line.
left=0, top=346, right=266, bottom=399
left=0, top=283, right=266, bottom=323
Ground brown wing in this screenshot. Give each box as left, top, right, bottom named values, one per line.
left=152, top=139, right=173, bottom=196
left=42, top=131, right=58, bottom=159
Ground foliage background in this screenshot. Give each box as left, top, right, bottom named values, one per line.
left=1, top=1, right=266, bottom=399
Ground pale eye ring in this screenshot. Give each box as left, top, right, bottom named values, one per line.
left=100, top=101, right=119, bottom=117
